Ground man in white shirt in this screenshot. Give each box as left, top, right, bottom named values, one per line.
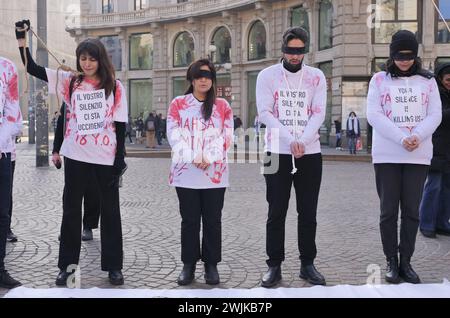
left=257, top=27, right=327, bottom=287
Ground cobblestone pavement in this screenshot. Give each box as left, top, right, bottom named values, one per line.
left=1, top=143, right=450, bottom=296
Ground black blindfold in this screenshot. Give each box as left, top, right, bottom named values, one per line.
left=282, top=45, right=307, bottom=55
left=193, top=70, right=214, bottom=80
left=393, top=52, right=416, bottom=61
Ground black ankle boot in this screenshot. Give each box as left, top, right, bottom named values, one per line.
left=385, top=256, right=401, bottom=284
left=261, top=265, right=282, bottom=288
left=108, top=270, right=124, bottom=285
left=177, top=263, right=196, bottom=285
left=204, top=263, right=220, bottom=285
left=55, top=270, right=73, bottom=286
left=299, top=264, right=326, bottom=285
left=399, top=256, right=420, bottom=284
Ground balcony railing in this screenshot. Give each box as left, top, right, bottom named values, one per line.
left=71, top=0, right=263, bottom=30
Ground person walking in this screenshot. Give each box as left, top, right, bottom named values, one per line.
left=257, top=27, right=327, bottom=287
left=367, top=30, right=441, bottom=284
left=167, top=59, right=233, bottom=286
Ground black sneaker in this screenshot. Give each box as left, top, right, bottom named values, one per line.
left=0, top=270, right=22, bottom=289
left=6, top=230, right=18, bottom=243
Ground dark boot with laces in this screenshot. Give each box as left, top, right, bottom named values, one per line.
left=399, top=255, right=420, bottom=284
left=385, top=256, right=401, bottom=284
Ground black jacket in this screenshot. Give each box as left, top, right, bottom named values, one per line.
left=430, top=63, right=450, bottom=172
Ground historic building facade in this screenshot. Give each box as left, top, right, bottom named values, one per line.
left=67, top=0, right=450, bottom=148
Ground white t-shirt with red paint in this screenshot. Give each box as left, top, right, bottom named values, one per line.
left=0, top=57, right=22, bottom=154
left=367, top=72, right=442, bottom=164
left=46, top=69, right=128, bottom=166
left=167, top=94, right=233, bottom=189
left=256, top=63, right=327, bottom=155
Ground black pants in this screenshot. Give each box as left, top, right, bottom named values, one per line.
left=0, top=153, right=12, bottom=271
left=263, top=153, right=322, bottom=267
left=8, top=160, right=15, bottom=232
left=374, top=163, right=428, bottom=259
left=175, top=187, right=226, bottom=265
left=61, top=162, right=101, bottom=231
left=82, top=174, right=101, bottom=230
left=59, top=158, right=123, bottom=272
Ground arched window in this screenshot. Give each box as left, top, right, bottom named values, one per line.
left=248, top=21, right=266, bottom=61
left=211, top=27, right=231, bottom=64
left=319, top=0, right=333, bottom=50
left=173, top=32, right=195, bottom=67
left=291, top=6, right=309, bottom=31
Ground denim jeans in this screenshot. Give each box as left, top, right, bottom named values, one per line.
left=0, top=153, right=12, bottom=271
left=348, top=136, right=357, bottom=154
left=420, top=171, right=450, bottom=232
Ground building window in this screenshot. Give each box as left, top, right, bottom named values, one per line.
left=436, top=0, right=450, bottom=43
left=247, top=71, right=259, bottom=128
left=178, top=0, right=188, bottom=3
left=211, top=27, right=231, bottom=64
left=129, top=79, right=153, bottom=120
left=319, top=0, right=333, bottom=50
left=129, top=33, right=153, bottom=70
left=248, top=21, right=266, bottom=61
left=99, top=36, right=122, bottom=71
left=173, top=32, right=195, bottom=67
left=372, top=0, right=420, bottom=44
left=373, top=57, right=388, bottom=73
left=216, top=74, right=232, bottom=103
left=134, top=0, right=148, bottom=10
left=102, top=0, right=113, bottom=14
left=173, top=77, right=189, bottom=99
left=436, top=57, right=450, bottom=70
left=291, top=6, right=310, bottom=52
left=292, top=6, right=309, bottom=30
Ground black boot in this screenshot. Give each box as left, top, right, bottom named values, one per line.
left=385, top=256, right=401, bottom=284
left=261, top=265, right=282, bottom=288
left=109, top=270, right=124, bottom=285
left=204, top=263, right=220, bottom=285
left=299, top=264, right=326, bottom=285
left=82, top=228, right=93, bottom=241
left=177, top=263, right=196, bottom=286
left=399, top=256, right=421, bottom=284
left=0, top=270, right=21, bottom=289
left=55, top=270, right=73, bottom=286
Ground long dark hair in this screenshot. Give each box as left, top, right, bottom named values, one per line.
left=185, top=59, right=217, bottom=121
left=73, top=38, right=116, bottom=98
left=386, top=57, right=423, bottom=77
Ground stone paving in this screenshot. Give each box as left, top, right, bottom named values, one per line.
left=1, top=142, right=450, bottom=296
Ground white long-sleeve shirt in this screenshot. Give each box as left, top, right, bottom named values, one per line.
left=367, top=71, right=442, bottom=164
left=0, top=57, right=22, bottom=154
left=256, top=63, right=326, bottom=155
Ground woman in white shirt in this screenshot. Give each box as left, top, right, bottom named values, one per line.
left=367, top=30, right=441, bottom=284
left=167, top=59, right=233, bottom=286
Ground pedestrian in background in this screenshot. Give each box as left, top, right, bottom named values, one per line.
left=419, top=62, right=450, bottom=238
left=346, top=112, right=360, bottom=155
